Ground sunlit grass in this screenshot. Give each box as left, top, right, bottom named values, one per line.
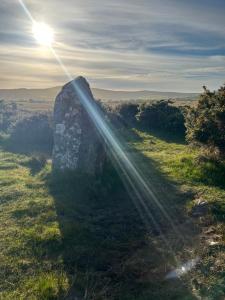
left=0, top=130, right=224, bottom=299
left=130, top=129, right=225, bottom=299
left=0, top=150, right=67, bottom=299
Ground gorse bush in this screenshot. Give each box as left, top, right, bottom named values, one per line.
left=186, top=85, right=225, bottom=156
left=137, top=100, right=185, bottom=134
left=0, top=100, right=19, bottom=132
left=116, top=102, right=139, bottom=126
left=105, top=100, right=186, bottom=134
left=10, top=113, right=53, bottom=154
left=101, top=102, right=139, bottom=129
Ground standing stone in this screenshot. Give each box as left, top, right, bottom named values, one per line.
left=52, top=76, right=105, bottom=174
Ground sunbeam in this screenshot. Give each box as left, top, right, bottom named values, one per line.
left=18, top=0, right=198, bottom=275
left=32, top=21, right=54, bottom=46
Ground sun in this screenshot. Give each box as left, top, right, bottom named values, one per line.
left=32, top=21, right=54, bottom=46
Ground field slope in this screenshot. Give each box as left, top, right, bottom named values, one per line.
left=0, top=130, right=224, bottom=299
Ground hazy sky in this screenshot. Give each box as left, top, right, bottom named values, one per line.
left=0, top=0, right=225, bottom=91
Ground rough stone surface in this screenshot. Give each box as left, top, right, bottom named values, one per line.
left=52, top=76, right=105, bottom=174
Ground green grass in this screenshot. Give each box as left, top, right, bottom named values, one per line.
left=130, top=129, right=225, bottom=299
left=0, top=130, right=224, bottom=299
left=0, top=151, right=69, bottom=299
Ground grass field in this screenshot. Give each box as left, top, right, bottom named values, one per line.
left=0, top=129, right=224, bottom=299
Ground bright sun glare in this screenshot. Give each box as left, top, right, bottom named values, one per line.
left=32, top=21, right=54, bottom=46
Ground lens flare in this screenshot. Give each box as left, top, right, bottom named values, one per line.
left=32, top=21, right=54, bottom=46
left=18, top=0, right=198, bottom=281
left=165, top=258, right=199, bottom=279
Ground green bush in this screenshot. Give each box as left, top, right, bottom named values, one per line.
left=0, top=100, right=19, bottom=132
left=116, top=102, right=139, bottom=126
left=137, top=100, right=185, bottom=134
left=186, top=85, right=225, bottom=156
left=9, top=113, right=53, bottom=154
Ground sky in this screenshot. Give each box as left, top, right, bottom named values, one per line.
left=0, top=0, right=225, bottom=92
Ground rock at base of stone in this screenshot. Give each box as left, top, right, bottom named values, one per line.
left=52, top=76, right=105, bottom=175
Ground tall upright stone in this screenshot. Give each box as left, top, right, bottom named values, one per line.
left=52, top=76, right=105, bottom=174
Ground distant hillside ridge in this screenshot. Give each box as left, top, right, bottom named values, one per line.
left=0, top=86, right=198, bottom=102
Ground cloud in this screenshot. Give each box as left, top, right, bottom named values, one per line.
left=0, top=0, right=224, bottom=91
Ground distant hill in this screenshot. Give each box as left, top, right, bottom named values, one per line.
left=0, top=87, right=60, bottom=102
left=0, top=86, right=198, bottom=102
left=92, top=88, right=198, bottom=101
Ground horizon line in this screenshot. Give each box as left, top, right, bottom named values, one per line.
left=0, top=85, right=200, bottom=94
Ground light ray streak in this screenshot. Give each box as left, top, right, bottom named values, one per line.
left=106, top=148, right=177, bottom=259
left=165, top=258, right=199, bottom=279
left=74, top=80, right=185, bottom=244
left=18, top=0, right=35, bottom=23
left=51, top=48, right=183, bottom=260
left=17, top=4, right=163, bottom=239
left=18, top=0, right=193, bottom=267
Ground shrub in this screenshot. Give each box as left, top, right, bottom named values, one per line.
left=185, top=85, right=225, bottom=156
left=137, top=100, right=185, bottom=134
left=0, top=100, right=19, bottom=132
left=9, top=113, right=53, bottom=154
left=99, top=102, right=138, bottom=129
left=116, top=102, right=139, bottom=126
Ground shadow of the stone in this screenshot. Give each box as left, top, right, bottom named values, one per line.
left=44, top=145, right=200, bottom=299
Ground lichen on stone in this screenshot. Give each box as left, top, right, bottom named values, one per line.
left=52, top=76, right=105, bottom=174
